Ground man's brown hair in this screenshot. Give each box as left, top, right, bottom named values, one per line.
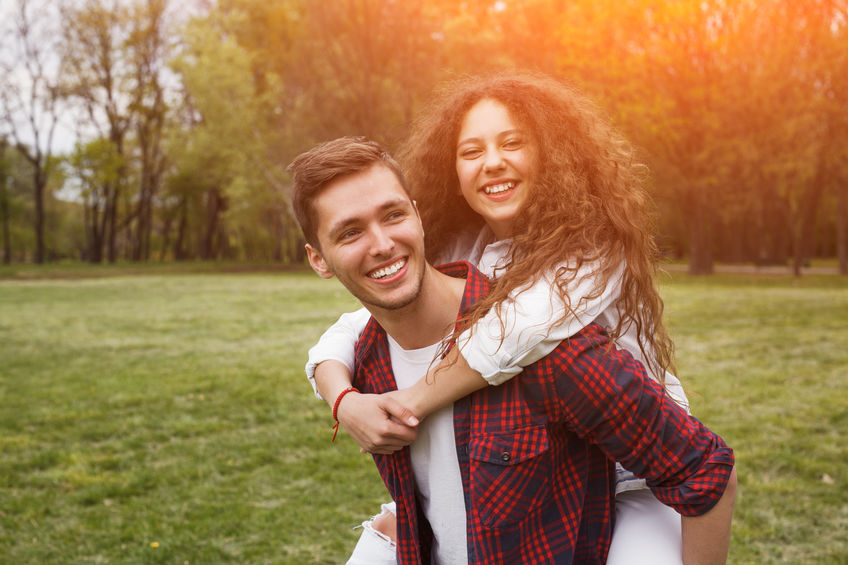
left=288, top=136, right=410, bottom=247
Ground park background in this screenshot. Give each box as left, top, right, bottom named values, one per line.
left=1, top=0, right=847, bottom=563
left=1, top=0, right=847, bottom=274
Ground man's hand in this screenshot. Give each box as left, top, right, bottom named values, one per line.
left=336, top=391, right=419, bottom=454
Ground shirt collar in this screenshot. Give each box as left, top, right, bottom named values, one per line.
left=354, top=261, right=488, bottom=364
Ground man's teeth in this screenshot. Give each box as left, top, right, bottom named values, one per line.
left=370, top=259, right=405, bottom=279
left=484, top=182, right=515, bottom=194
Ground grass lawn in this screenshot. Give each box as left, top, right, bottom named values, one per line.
left=1, top=267, right=846, bottom=563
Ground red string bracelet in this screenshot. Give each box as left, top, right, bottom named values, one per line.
left=331, top=386, right=359, bottom=442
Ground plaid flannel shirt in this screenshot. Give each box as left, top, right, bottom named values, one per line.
left=353, top=262, right=734, bottom=564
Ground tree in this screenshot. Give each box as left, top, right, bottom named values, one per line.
left=61, top=0, right=133, bottom=263
left=168, top=8, right=289, bottom=260
left=68, top=138, right=124, bottom=262
left=0, top=0, right=64, bottom=263
left=0, top=137, right=12, bottom=263
left=127, top=0, right=169, bottom=261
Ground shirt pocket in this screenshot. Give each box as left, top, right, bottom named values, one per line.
left=468, top=424, right=552, bottom=529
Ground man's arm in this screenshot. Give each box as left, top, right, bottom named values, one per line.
left=314, top=360, right=419, bottom=454
left=546, top=324, right=736, bottom=562
left=681, top=466, right=737, bottom=565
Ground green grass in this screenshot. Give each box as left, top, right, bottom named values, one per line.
left=1, top=268, right=846, bottom=563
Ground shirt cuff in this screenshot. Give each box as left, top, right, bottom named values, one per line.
left=457, top=333, right=524, bottom=385
left=651, top=446, right=735, bottom=517
left=305, top=355, right=355, bottom=401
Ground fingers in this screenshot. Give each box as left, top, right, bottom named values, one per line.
left=380, top=396, right=420, bottom=427
left=335, top=392, right=418, bottom=453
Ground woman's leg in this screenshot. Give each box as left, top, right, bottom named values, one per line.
left=606, top=489, right=683, bottom=565
left=346, top=501, right=397, bottom=565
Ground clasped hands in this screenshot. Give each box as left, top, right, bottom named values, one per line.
left=334, top=388, right=422, bottom=454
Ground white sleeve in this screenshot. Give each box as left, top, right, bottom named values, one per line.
left=305, top=307, right=371, bottom=400
left=457, top=260, right=623, bottom=385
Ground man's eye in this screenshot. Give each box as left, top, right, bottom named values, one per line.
left=387, top=211, right=405, bottom=221
left=339, top=230, right=359, bottom=241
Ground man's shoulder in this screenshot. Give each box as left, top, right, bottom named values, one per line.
left=354, top=315, right=384, bottom=364
left=435, top=260, right=489, bottom=305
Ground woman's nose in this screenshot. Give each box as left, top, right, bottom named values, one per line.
left=483, top=149, right=505, bottom=173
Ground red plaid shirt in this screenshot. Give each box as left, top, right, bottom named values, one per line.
left=353, top=262, right=734, bottom=564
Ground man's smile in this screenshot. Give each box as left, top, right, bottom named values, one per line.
left=368, top=258, right=407, bottom=280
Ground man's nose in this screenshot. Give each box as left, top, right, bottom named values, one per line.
left=369, top=226, right=395, bottom=256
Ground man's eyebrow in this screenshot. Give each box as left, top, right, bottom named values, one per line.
left=326, top=198, right=411, bottom=239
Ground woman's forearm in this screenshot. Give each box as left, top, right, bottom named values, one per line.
left=314, top=360, right=356, bottom=410
left=399, top=347, right=488, bottom=418
left=316, top=360, right=418, bottom=454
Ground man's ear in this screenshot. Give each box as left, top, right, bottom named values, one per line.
left=305, top=243, right=334, bottom=279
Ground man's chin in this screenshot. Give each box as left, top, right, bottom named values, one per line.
left=362, top=293, right=419, bottom=312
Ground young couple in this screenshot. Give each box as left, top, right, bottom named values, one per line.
left=291, top=71, right=737, bottom=564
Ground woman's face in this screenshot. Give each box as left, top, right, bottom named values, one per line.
left=455, top=98, right=538, bottom=240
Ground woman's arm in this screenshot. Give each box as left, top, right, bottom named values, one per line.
left=307, top=309, right=419, bottom=453
left=460, top=260, right=624, bottom=385
left=305, top=309, right=371, bottom=399
left=388, top=346, right=489, bottom=418
left=391, top=261, right=623, bottom=419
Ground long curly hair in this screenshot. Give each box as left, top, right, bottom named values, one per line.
left=396, top=70, right=675, bottom=381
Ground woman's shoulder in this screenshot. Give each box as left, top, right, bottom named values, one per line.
left=437, top=226, right=492, bottom=265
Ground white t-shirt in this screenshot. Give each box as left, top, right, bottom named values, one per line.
left=387, top=335, right=468, bottom=565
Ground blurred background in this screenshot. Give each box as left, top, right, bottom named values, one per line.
left=1, top=0, right=846, bottom=276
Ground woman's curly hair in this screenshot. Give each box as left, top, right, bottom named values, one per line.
left=396, top=70, right=675, bottom=381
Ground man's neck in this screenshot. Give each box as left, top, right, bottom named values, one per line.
left=369, top=265, right=466, bottom=350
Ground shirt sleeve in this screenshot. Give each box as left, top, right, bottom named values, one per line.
left=457, top=259, right=623, bottom=385
left=305, top=308, right=371, bottom=400
left=548, top=325, right=734, bottom=516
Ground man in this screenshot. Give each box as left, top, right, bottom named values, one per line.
left=289, top=137, right=736, bottom=564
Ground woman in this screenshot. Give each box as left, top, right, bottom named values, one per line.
left=309, top=71, right=690, bottom=564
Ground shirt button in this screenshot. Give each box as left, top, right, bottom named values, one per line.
left=501, top=451, right=511, bottom=462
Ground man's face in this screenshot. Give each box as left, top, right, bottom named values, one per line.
left=306, top=164, right=427, bottom=313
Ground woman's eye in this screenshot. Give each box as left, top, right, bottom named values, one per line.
left=459, top=147, right=482, bottom=159
left=503, top=138, right=523, bottom=149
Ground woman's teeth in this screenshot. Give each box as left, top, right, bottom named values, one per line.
left=370, top=259, right=405, bottom=279
left=484, top=182, right=515, bottom=194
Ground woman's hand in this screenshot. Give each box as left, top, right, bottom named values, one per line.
left=336, top=391, right=419, bottom=454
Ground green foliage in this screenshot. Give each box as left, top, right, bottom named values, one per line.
left=1, top=269, right=846, bottom=562
left=3, top=0, right=848, bottom=267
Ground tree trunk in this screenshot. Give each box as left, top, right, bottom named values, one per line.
left=837, top=178, right=847, bottom=275
left=686, top=189, right=714, bottom=275
left=0, top=140, right=8, bottom=264
left=85, top=195, right=103, bottom=264
left=0, top=179, right=10, bottom=265
left=792, top=160, right=828, bottom=277
left=174, top=198, right=188, bottom=261
left=201, top=188, right=223, bottom=260
left=33, top=168, right=46, bottom=264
